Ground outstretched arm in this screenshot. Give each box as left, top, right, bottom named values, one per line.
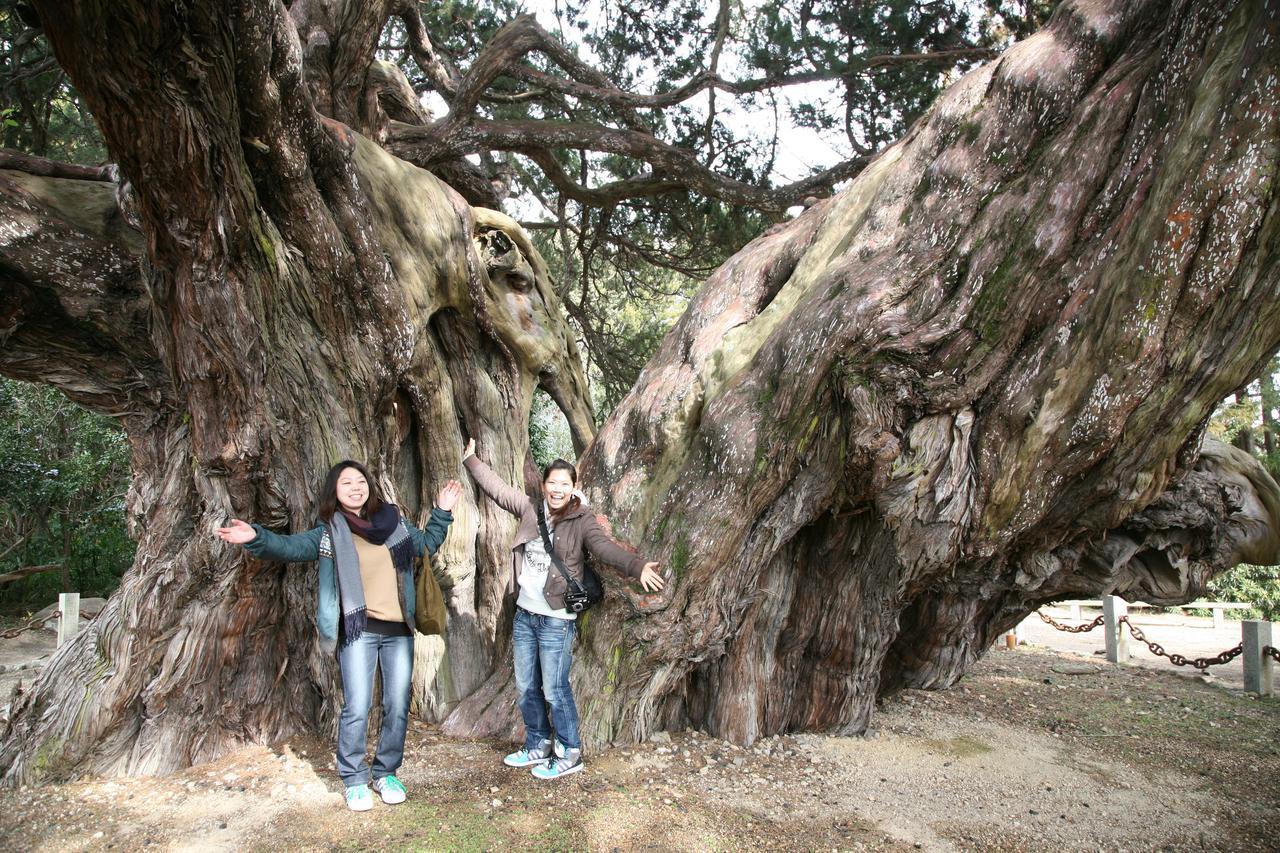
left=581, top=516, right=666, bottom=592
left=216, top=520, right=323, bottom=563
left=405, top=479, right=461, bottom=556
left=462, top=438, right=533, bottom=518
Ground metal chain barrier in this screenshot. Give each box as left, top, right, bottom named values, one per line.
left=1118, top=615, right=1243, bottom=670
left=1264, top=645, right=1280, bottom=664
left=0, top=612, right=52, bottom=639
left=0, top=608, right=96, bottom=640
left=1037, top=611, right=1105, bottom=633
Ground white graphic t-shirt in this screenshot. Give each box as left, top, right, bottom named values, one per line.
left=516, top=504, right=576, bottom=620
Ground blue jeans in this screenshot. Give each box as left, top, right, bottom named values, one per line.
left=512, top=607, right=580, bottom=750
left=336, top=631, right=414, bottom=787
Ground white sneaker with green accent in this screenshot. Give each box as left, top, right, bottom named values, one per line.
left=372, top=774, right=407, bottom=804
left=503, top=739, right=553, bottom=767
left=531, top=748, right=583, bottom=780
left=344, top=783, right=374, bottom=811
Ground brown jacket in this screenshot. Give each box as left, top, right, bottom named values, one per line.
left=464, top=455, right=646, bottom=609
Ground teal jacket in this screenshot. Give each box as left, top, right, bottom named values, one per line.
left=245, top=508, right=453, bottom=648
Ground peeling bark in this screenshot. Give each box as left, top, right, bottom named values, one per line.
left=528, top=0, right=1279, bottom=746
left=0, top=0, right=592, bottom=783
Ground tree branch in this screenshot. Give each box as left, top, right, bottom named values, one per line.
left=522, top=148, right=685, bottom=206
left=446, top=16, right=650, bottom=131
left=369, top=59, right=432, bottom=124
left=705, top=0, right=731, bottom=161
left=0, top=529, right=36, bottom=564
left=393, top=0, right=463, bottom=99
left=0, top=149, right=111, bottom=181
left=390, top=117, right=868, bottom=212
left=0, top=564, right=61, bottom=585
left=0, top=170, right=166, bottom=416
left=506, top=47, right=999, bottom=112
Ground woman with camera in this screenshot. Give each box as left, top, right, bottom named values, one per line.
left=462, top=438, right=664, bottom=779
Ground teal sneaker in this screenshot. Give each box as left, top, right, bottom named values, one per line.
left=531, top=748, right=583, bottom=780
left=344, top=783, right=374, bottom=811
left=372, top=774, right=407, bottom=804
left=503, top=739, right=553, bottom=767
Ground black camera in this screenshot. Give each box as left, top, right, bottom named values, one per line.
left=563, top=589, right=590, bottom=613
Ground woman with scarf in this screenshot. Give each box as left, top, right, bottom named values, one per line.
left=462, top=438, right=665, bottom=779
left=216, top=461, right=460, bottom=811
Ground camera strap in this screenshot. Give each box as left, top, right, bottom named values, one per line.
left=536, top=502, right=585, bottom=595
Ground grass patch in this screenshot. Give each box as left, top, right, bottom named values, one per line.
left=924, top=735, right=994, bottom=758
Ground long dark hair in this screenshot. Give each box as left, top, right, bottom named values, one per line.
left=543, top=458, right=580, bottom=522
left=317, top=460, right=384, bottom=522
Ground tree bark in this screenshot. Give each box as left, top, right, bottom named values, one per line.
left=447, top=0, right=1280, bottom=745
left=0, top=0, right=593, bottom=783
left=1, top=0, right=1278, bottom=784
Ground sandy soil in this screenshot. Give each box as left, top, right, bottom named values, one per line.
left=0, top=619, right=1276, bottom=852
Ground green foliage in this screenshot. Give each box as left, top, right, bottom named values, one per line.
left=531, top=226, right=696, bottom=415
left=1207, top=563, right=1280, bottom=621
left=0, top=4, right=106, bottom=163
left=746, top=0, right=1054, bottom=152
left=528, top=388, right=576, bottom=468
left=1208, top=395, right=1259, bottom=447
left=1208, top=354, right=1280, bottom=480
left=1205, top=356, right=1280, bottom=614
left=0, top=379, right=133, bottom=610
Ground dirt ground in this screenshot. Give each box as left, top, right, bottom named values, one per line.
left=0, top=620, right=1276, bottom=852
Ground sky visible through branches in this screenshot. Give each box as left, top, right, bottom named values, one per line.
left=413, top=0, right=1026, bottom=224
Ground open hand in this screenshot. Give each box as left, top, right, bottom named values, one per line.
left=216, top=519, right=257, bottom=544
left=436, top=479, right=463, bottom=512
left=639, top=562, right=665, bottom=592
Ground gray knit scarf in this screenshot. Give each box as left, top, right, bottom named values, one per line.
left=330, top=512, right=415, bottom=646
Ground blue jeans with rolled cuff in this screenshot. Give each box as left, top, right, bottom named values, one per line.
left=336, top=631, right=414, bottom=787
left=512, top=606, right=580, bottom=751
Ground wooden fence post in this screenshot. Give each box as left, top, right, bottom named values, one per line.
left=1104, top=595, right=1128, bottom=664
left=1242, top=620, right=1274, bottom=697
left=57, top=592, right=79, bottom=647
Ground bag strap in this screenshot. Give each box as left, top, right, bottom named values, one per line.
left=536, top=502, right=585, bottom=594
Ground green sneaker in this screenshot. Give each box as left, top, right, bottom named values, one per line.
left=372, top=774, right=407, bottom=804
left=503, top=739, right=553, bottom=767
left=531, top=748, right=584, bottom=780
left=345, top=783, right=374, bottom=811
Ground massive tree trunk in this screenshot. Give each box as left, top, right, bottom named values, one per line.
left=0, top=0, right=593, bottom=781
left=1, top=0, right=1278, bottom=783
left=451, top=0, right=1280, bottom=743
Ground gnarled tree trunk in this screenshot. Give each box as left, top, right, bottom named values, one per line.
left=0, top=0, right=592, bottom=782
left=449, top=0, right=1280, bottom=744
left=1, top=0, right=1278, bottom=784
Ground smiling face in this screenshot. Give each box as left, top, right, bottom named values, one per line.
left=335, top=467, right=369, bottom=514
left=542, top=468, right=575, bottom=511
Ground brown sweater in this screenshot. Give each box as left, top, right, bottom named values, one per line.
left=464, top=455, right=646, bottom=610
